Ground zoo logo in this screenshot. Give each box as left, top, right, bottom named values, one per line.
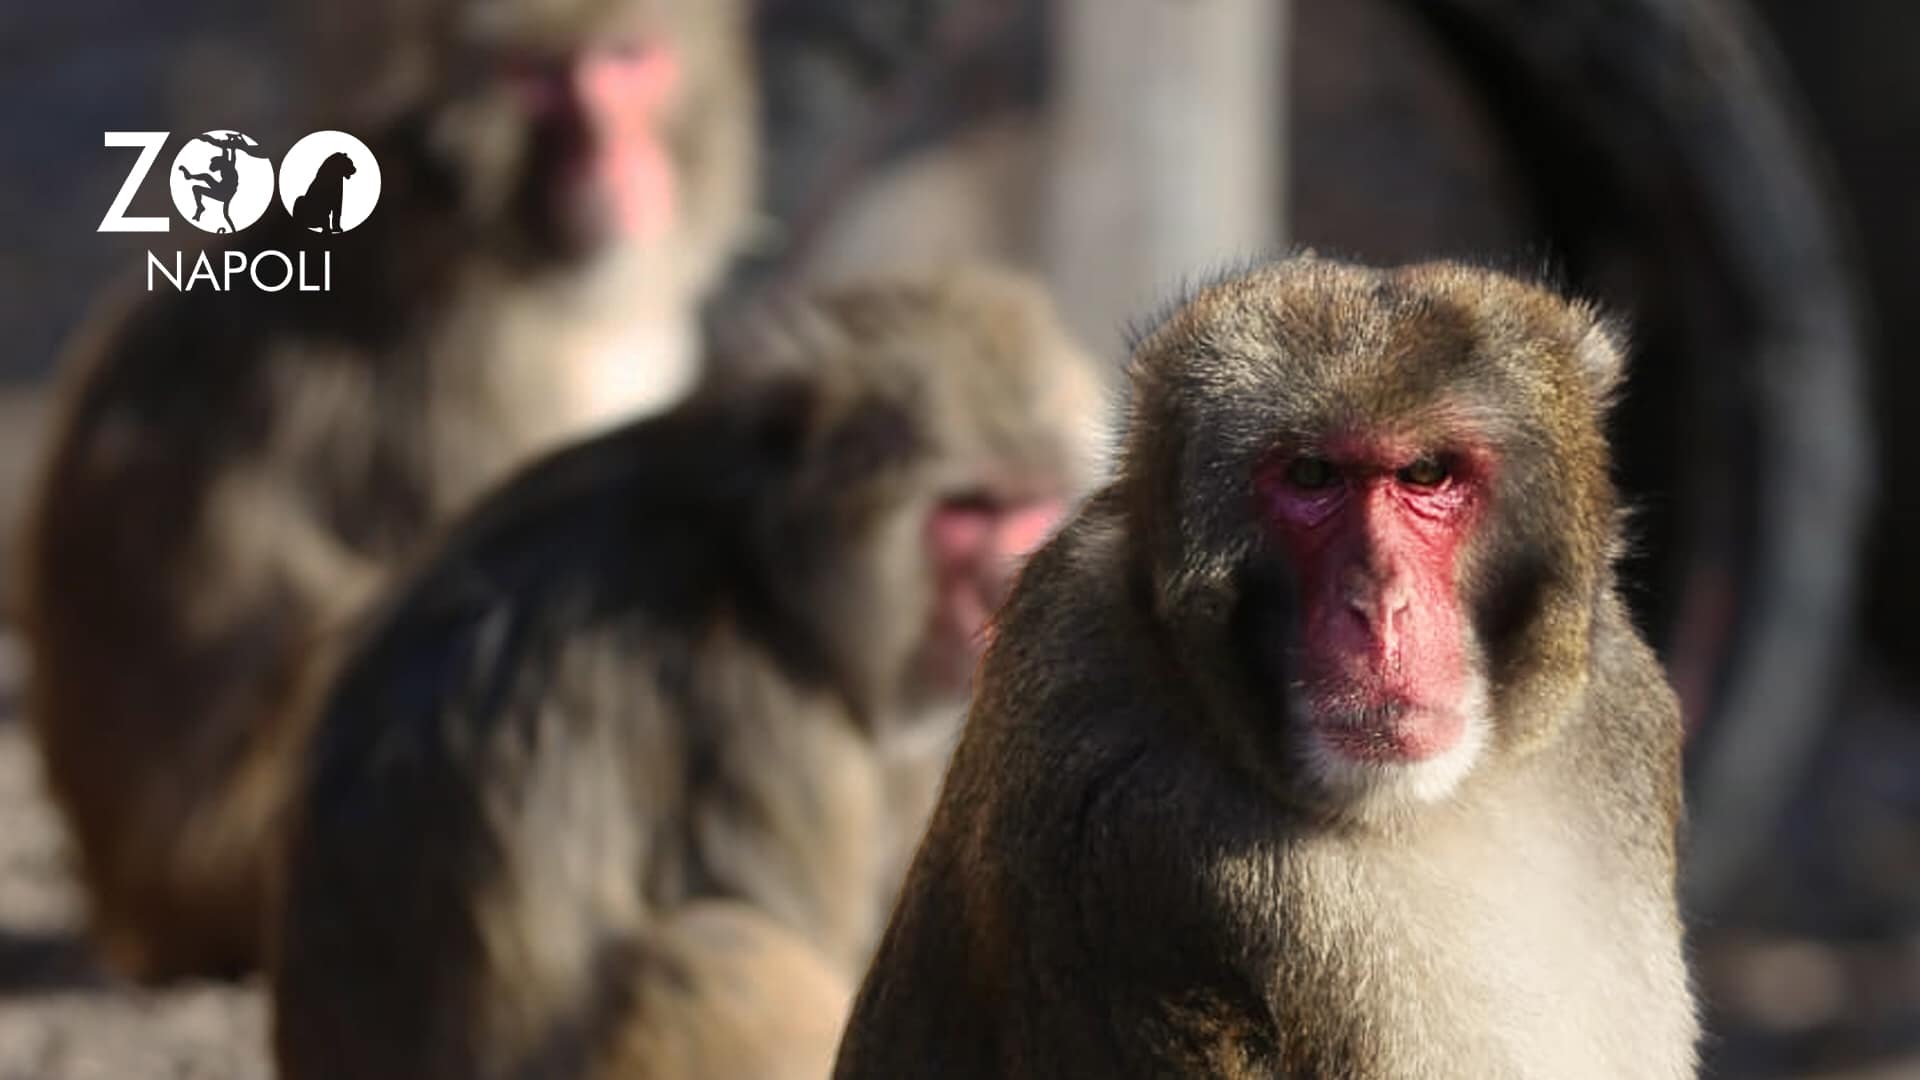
left=102, top=130, right=382, bottom=235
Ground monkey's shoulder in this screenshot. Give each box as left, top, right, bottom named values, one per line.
left=1584, top=590, right=1683, bottom=734
left=301, top=402, right=795, bottom=801
left=1553, top=589, right=1687, bottom=848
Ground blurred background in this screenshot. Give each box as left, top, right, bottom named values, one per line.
left=0, top=0, right=1912, bottom=1076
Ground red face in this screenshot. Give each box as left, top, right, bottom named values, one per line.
left=504, top=37, right=683, bottom=249
left=1255, top=435, right=1493, bottom=765
left=918, top=495, right=1066, bottom=691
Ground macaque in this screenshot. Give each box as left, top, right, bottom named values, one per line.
left=269, top=268, right=1108, bottom=1080
left=834, top=258, right=1700, bottom=1078
left=15, top=0, right=757, bottom=979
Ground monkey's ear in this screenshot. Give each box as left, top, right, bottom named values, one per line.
left=1572, top=307, right=1629, bottom=404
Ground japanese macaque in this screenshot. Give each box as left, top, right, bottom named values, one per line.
left=834, top=258, right=1700, bottom=1078
left=269, top=268, right=1108, bottom=1080
left=15, top=0, right=757, bottom=979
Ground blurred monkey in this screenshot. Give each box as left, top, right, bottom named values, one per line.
left=270, top=268, right=1107, bottom=1079
left=16, top=0, right=757, bottom=979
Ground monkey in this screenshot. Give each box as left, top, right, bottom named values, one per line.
left=290, top=151, right=358, bottom=234
left=832, top=257, right=1700, bottom=1079
left=268, top=267, right=1109, bottom=1080
left=176, top=132, right=268, bottom=233
left=13, top=0, right=758, bottom=980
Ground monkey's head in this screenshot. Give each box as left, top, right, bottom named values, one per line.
left=728, top=269, right=1109, bottom=732
left=1123, top=258, right=1622, bottom=820
left=312, top=0, right=755, bottom=287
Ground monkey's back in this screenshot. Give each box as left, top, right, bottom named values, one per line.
left=274, top=401, right=888, bottom=1078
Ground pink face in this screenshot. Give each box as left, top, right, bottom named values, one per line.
left=504, top=37, right=683, bottom=245
left=1254, top=434, right=1493, bottom=765
left=918, top=496, right=1067, bottom=691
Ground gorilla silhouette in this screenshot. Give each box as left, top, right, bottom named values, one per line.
left=291, top=152, right=358, bottom=234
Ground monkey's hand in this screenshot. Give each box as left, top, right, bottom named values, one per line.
left=195, top=471, right=391, bottom=639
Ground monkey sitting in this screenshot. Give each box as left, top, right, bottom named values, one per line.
left=15, top=0, right=757, bottom=980
left=834, top=258, right=1700, bottom=1079
left=270, top=268, right=1109, bottom=1080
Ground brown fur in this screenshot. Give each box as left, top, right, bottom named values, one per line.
left=269, top=268, right=1107, bottom=1079
left=13, top=0, right=757, bottom=980
left=834, top=257, right=1699, bottom=1078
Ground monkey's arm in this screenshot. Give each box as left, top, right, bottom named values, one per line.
left=199, top=468, right=388, bottom=631
left=205, top=133, right=264, bottom=156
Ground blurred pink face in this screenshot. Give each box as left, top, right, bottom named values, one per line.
left=505, top=36, right=684, bottom=247
left=919, top=496, right=1067, bottom=691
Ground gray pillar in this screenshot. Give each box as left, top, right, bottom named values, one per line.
left=1045, top=0, right=1289, bottom=354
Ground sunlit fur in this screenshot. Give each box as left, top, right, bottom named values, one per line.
left=836, top=257, right=1696, bottom=1079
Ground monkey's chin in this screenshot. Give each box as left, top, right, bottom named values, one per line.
left=1294, top=679, right=1490, bottom=817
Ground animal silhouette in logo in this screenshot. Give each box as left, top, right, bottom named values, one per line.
left=176, top=133, right=267, bottom=234
left=290, top=152, right=358, bottom=234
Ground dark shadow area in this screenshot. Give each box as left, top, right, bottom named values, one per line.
left=0, top=927, right=107, bottom=997
left=1750, top=0, right=1920, bottom=679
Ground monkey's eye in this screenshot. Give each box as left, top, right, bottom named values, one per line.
left=1397, top=458, right=1449, bottom=488
left=1285, top=457, right=1338, bottom=490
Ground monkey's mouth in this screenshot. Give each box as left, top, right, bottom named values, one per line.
left=1306, top=688, right=1465, bottom=763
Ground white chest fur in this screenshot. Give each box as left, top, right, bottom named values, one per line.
left=1251, top=776, right=1697, bottom=1078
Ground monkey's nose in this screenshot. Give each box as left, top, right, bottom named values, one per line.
left=1343, top=580, right=1411, bottom=656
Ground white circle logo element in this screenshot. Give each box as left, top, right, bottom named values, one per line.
left=278, top=131, right=382, bottom=234
left=169, top=131, right=275, bottom=235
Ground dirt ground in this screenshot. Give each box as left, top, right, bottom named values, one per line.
left=0, top=632, right=269, bottom=1080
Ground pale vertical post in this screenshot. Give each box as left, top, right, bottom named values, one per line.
left=1044, top=0, right=1290, bottom=354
